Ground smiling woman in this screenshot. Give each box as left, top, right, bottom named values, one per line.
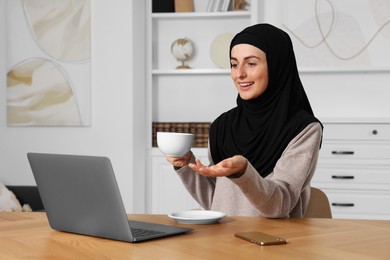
left=163, top=23, right=323, bottom=218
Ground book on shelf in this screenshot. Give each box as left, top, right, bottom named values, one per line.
left=220, top=0, right=231, bottom=11
left=174, top=0, right=194, bottom=12
left=152, top=0, right=175, bottom=13
left=206, top=0, right=214, bottom=12
left=206, top=0, right=232, bottom=12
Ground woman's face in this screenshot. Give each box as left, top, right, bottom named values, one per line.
left=230, top=44, right=268, bottom=100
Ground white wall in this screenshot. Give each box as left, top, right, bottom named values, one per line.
left=0, top=0, right=146, bottom=213
left=301, top=70, right=390, bottom=121
left=261, top=0, right=390, bottom=122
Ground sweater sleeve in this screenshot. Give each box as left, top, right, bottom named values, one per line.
left=175, top=153, right=216, bottom=210
left=175, top=122, right=322, bottom=218
left=229, top=122, right=322, bottom=218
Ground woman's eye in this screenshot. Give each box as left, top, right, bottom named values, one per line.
left=231, top=63, right=237, bottom=68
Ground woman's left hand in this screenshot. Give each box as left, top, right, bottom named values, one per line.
left=188, top=155, right=247, bottom=178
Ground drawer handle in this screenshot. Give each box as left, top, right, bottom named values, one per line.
left=331, top=151, right=354, bottom=155
left=332, top=203, right=355, bottom=207
left=332, top=175, right=355, bottom=180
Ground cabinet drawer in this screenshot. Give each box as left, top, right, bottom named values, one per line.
left=319, top=142, right=390, bottom=161
left=323, top=124, right=390, bottom=140
left=324, top=190, right=390, bottom=218
left=312, top=167, right=390, bottom=189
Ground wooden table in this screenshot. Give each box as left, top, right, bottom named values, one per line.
left=1, top=212, right=389, bottom=259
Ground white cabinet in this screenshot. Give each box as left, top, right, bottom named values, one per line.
left=312, top=121, right=390, bottom=220
left=149, top=148, right=208, bottom=214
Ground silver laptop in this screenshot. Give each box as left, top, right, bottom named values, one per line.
left=27, top=152, right=192, bottom=242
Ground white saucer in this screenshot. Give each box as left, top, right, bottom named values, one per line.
left=168, top=210, right=226, bottom=224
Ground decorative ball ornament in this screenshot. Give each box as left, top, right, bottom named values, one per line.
left=171, top=37, right=195, bottom=69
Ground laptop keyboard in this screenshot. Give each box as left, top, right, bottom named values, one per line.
left=130, top=228, right=166, bottom=238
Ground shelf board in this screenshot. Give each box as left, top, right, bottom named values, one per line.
left=152, top=11, right=250, bottom=19
left=152, top=68, right=230, bottom=75
left=299, top=66, right=390, bottom=73
left=320, top=117, right=390, bottom=124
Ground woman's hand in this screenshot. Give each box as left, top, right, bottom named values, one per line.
left=166, top=151, right=192, bottom=168
left=188, top=155, right=247, bottom=178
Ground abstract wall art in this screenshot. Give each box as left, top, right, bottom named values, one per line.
left=282, top=0, right=390, bottom=70
left=6, top=0, right=91, bottom=126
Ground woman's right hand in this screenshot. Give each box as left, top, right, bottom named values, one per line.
left=188, top=155, right=247, bottom=178
left=166, top=151, right=192, bottom=168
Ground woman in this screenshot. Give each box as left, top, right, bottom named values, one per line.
left=166, top=23, right=323, bottom=218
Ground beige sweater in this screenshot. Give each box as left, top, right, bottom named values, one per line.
left=176, top=122, right=322, bottom=218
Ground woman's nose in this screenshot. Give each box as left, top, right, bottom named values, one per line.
left=237, top=66, right=246, bottom=78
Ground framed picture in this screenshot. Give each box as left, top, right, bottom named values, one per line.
left=6, top=0, right=91, bottom=126
left=281, top=0, right=390, bottom=71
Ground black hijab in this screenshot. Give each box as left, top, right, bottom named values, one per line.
left=209, top=23, right=322, bottom=177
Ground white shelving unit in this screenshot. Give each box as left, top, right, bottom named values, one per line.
left=146, top=1, right=260, bottom=125
left=152, top=68, right=230, bottom=75
left=145, top=0, right=261, bottom=213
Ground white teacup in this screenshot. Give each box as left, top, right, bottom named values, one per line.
left=157, top=132, right=194, bottom=157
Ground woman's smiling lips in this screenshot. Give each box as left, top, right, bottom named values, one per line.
left=238, top=82, right=254, bottom=90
